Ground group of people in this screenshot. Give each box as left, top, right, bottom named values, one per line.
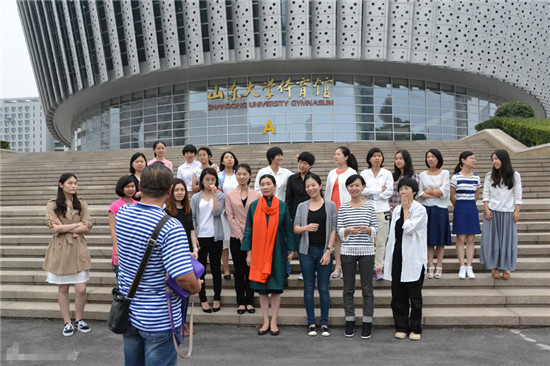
left=43, top=140, right=522, bottom=363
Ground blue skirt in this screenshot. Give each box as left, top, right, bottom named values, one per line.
left=425, top=206, right=452, bottom=246
left=452, top=200, right=481, bottom=235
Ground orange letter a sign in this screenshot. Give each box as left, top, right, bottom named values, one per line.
left=263, top=120, right=275, bottom=134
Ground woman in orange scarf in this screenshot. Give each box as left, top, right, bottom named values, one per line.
left=242, top=174, right=297, bottom=336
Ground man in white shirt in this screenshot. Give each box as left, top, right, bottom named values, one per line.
left=254, top=146, right=293, bottom=201
left=177, top=144, right=202, bottom=191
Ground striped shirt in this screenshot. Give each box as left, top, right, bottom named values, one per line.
left=450, top=173, right=481, bottom=201
left=116, top=202, right=193, bottom=332
left=337, top=201, right=378, bottom=256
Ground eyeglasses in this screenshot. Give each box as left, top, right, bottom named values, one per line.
left=297, top=162, right=310, bottom=167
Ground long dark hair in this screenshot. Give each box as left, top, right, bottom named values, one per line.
left=304, top=172, right=324, bottom=198
left=454, top=151, right=474, bottom=174
left=393, top=149, right=415, bottom=181
left=129, top=152, right=147, bottom=174
left=198, top=147, right=213, bottom=166
left=166, top=178, right=191, bottom=216
left=491, top=150, right=515, bottom=189
left=337, top=146, right=358, bottom=171
left=54, top=173, right=82, bottom=217
left=219, top=151, right=239, bottom=172
left=152, top=140, right=166, bottom=158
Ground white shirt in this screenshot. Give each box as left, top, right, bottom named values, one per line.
left=383, top=201, right=428, bottom=283
left=326, top=167, right=357, bottom=209
left=254, top=165, right=293, bottom=201
left=482, top=171, right=522, bottom=212
left=177, top=161, right=202, bottom=191
left=360, top=167, right=394, bottom=213
left=197, top=199, right=215, bottom=237
left=418, top=170, right=451, bottom=209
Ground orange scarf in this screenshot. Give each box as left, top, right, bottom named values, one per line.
left=249, top=195, right=280, bottom=283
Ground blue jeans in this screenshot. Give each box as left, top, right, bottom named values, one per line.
left=299, top=246, right=332, bottom=326
left=123, top=323, right=181, bottom=366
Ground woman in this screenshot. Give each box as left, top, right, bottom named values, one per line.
left=294, top=173, right=337, bottom=337
left=218, top=151, right=239, bottom=280
left=390, top=150, right=419, bottom=211
left=165, top=178, right=199, bottom=337
left=129, top=152, right=147, bottom=201
left=192, top=147, right=218, bottom=192
left=326, top=146, right=358, bottom=279
left=360, top=147, right=393, bottom=280
left=242, top=175, right=297, bottom=336
left=384, top=178, right=427, bottom=341
left=147, top=140, right=173, bottom=172
left=108, top=175, right=137, bottom=277
left=165, top=178, right=199, bottom=258
left=43, top=173, right=92, bottom=337
left=418, top=149, right=452, bottom=279
left=191, top=168, right=225, bottom=312
left=337, top=175, right=378, bottom=339
left=225, top=164, right=261, bottom=314
left=450, top=151, right=482, bottom=279
left=177, top=144, right=201, bottom=192
left=481, top=150, right=522, bottom=280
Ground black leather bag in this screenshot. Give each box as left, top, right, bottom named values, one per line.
left=107, top=214, right=171, bottom=334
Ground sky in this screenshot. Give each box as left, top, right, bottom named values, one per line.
left=1, top=0, right=39, bottom=98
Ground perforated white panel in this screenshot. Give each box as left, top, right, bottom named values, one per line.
left=258, top=1, right=282, bottom=60
left=286, top=0, right=309, bottom=58
left=87, top=0, right=108, bottom=82
left=337, top=0, right=362, bottom=59
left=207, top=0, right=229, bottom=63
left=231, top=0, right=255, bottom=61
left=161, top=0, right=181, bottom=68
left=362, top=0, right=389, bottom=60
left=139, top=0, right=160, bottom=71
left=104, top=0, right=123, bottom=78
left=119, top=1, right=140, bottom=75
left=51, top=1, right=73, bottom=95
left=61, top=0, right=83, bottom=90
left=387, top=0, right=413, bottom=62
left=73, top=0, right=95, bottom=86
left=182, top=0, right=204, bottom=66
left=312, top=0, right=336, bottom=58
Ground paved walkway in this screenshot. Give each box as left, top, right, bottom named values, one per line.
left=1, top=318, right=549, bottom=365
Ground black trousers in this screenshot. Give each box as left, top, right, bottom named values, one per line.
left=391, top=267, right=424, bottom=334
left=229, top=237, right=254, bottom=306
left=197, top=237, right=223, bottom=303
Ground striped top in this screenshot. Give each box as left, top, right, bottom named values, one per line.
left=450, top=173, right=482, bottom=201
left=337, top=201, right=378, bottom=256
left=116, top=202, right=193, bottom=332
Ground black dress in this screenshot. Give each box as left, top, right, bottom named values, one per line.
left=169, top=207, right=194, bottom=252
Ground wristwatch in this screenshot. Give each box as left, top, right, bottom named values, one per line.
left=327, top=247, right=334, bottom=253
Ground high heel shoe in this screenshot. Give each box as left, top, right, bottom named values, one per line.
left=434, top=267, right=443, bottom=279
left=427, top=267, right=435, bottom=279
left=212, top=300, right=221, bottom=312
left=201, top=302, right=212, bottom=313
left=330, top=266, right=342, bottom=279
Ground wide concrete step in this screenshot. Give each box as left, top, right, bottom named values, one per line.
left=0, top=300, right=547, bottom=327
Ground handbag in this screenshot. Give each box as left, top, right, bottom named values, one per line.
left=165, top=255, right=205, bottom=359
left=107, top=214, right=171, bottom=334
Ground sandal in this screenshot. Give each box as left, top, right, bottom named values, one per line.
left=434, top=267, right=443, bottom=279
left=491, top=269, right=502, bottom=279
left=330, top=266, right=342, bottom=279
left=427, top=267, right=435, bottom=279
left=502, top=271, right=511, bottom=280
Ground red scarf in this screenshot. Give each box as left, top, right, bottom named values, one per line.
left=249, top=195, right=280, bottom=283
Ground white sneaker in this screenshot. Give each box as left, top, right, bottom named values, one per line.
left=458, top=266, right=466, bottom=279
left=62, top=322, right=74, bottom=337
left=466, top=266, right=476, bottom=279
left=298, top=273, right=303, bottom=280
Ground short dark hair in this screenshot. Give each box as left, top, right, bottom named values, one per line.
left=398, top=177, right=419, bottom=198
left=219, top=151, right=239, bottom=172
left=140, top=162, right=173, bottom=198
left=266, top=147, right=283, bottom=165
left=182, top=144, right=197, bottom=156
left=298, top=151, right=315, bottom=166
left=235, top=163, right=252, bottom=185
left=129, top=152, right=147, bottom=174
left=259, top=174, right=277, bottom=186
left=345, top=174, right=365, bottom=187
left=199, top=167, right=219, bottom=190
left=425, top=149, right=444, bottom=169
left=115, top=175, right=135, bottom=198
left=366, top=147, right=384, bottom=168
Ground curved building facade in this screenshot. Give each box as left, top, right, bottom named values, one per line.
left=18, top=0, right=550, bottom=150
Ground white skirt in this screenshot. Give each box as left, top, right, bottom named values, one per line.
left=46, top=270, right=90, bottom=285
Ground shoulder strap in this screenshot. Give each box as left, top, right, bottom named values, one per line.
left=127, top=214, right=171, bottom=299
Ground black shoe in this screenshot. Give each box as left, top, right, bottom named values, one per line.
left=270, top=329, right=280, bottom=336
left=258, top=327, right=269, bottom=336
left=224, top=274, right=232, bottom=280
left=361, top=322, right=372, bottom=339
left=212, top=306, right=221, bottom=313
left=344, top=321, right=355, bottom=337
left=237, top=308, right=246, bottom=315
left=246, top=306, right=256, bottom=314
left=201, top=302, right=212, bottom=313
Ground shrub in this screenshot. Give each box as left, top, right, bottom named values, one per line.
left=494, top=101, right=535, bottom=118
left=475, top=117, right=550, bottom=147
left=0, top=140, right=10, bottom=150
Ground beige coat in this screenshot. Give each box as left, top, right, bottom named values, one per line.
left=43, top=198, right=92, bottom=275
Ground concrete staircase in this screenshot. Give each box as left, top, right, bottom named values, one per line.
left=1, top=139, right=549, bottom=328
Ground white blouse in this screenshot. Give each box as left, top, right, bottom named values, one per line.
left=418, top=170, right=450, bottom=209
left=482, top=171, right=522, bottom=212
left=360, top=167, right=394, bottom=213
